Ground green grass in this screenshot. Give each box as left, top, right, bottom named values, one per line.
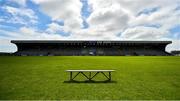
left=0, top=56, right=180, bottom=100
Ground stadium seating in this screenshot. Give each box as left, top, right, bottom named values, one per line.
left=11, top=40, right=172, bottom=56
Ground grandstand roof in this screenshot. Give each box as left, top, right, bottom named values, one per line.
left=11, top=40, right=172, bottom=44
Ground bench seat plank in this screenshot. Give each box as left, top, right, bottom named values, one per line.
left=66, top=70, right=115, bottom=72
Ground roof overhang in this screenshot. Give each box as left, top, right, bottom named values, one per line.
left=11, top=40, right=172, bottom=44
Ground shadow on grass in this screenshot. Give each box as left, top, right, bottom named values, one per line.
left=63, top=80, right=117, bottom=83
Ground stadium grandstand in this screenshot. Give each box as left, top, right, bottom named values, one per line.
left=171, top=50, right=180, bottom=56
left=11, top=40, right=172, bottom=56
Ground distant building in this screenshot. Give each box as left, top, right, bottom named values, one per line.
left=171, top=51, right=180, bottom=56
left=11, top=40, right=172, bottom=56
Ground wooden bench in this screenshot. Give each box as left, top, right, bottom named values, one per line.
left=66, top=70, right=115, bottom=81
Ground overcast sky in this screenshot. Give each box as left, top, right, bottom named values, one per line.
left=0, top=0, right=180, bottom=52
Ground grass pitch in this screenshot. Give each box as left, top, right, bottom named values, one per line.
left=0, top=56, right=180, bottom=100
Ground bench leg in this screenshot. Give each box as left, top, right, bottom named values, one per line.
left=80, top=72, right=90, bottom=80
left=70, top=72, right=73, bottom=81
left=72, top=72, right=80, bottom=80
left=89, top=72, right=91, bottom=80
left=109, top=72, right=111, bottom=81
left=90, top=72, right=99, bottom=80
left=101, top=72, right=110, bottom=80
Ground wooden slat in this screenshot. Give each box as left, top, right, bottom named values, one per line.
left=66, top=70, right=115, bottom=72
